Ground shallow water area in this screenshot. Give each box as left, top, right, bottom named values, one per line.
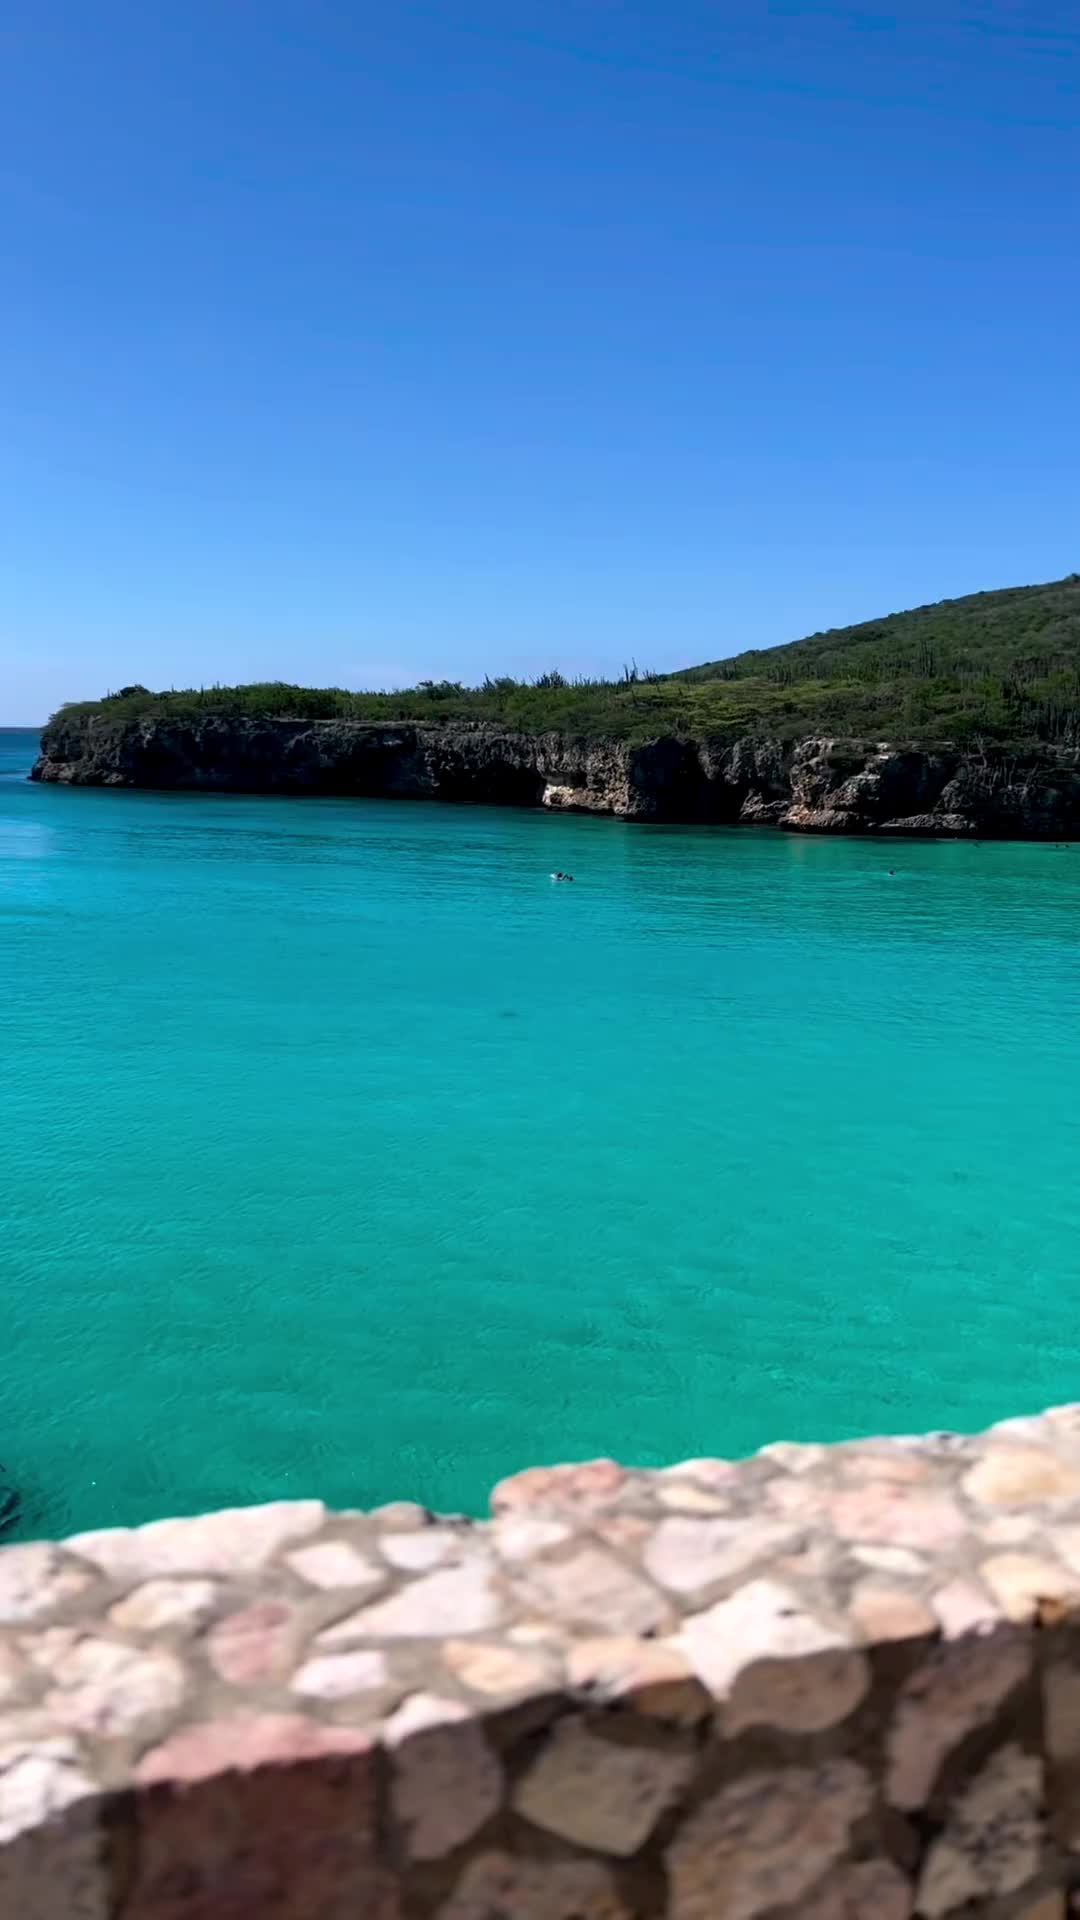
left=4, top=726, right=1080, bottom=1539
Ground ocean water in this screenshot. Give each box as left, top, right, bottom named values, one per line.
left=4, top=724, right=1080, bottom=1541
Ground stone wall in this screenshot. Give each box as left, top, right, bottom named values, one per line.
left=5, top=1407, right=1080, bottom=1916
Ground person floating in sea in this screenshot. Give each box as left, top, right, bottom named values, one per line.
left=550, top=871, right=574, bottom=882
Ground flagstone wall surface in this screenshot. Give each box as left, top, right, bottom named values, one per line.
left=4, top=1405, right=1080, bottom=1917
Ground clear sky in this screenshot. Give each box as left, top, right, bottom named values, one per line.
left=3, top=1, right=1078, bottom=720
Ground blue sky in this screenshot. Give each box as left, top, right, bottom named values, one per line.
left=3, top=1, right=1078, bottom=719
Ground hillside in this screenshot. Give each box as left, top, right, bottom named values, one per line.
left=54, top=573, right=1080, bottom=747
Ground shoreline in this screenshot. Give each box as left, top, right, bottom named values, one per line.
left=31, top=711, right=1080, bottom=839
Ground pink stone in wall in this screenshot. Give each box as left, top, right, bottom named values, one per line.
left=829, top=1484, right=966, bottom=1550
left=206, top=1602, right=295, bottom=1687
left=129, top=1716, right=390, bottom=1920
left=490, top=1459, right=626, bottom=1515
left=136, top=1715, right=373, bottom=1785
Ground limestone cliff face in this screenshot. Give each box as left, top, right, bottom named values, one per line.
left=31, top=712, right=1080, bottom=836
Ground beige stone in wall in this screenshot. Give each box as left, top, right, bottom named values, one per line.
left=566, top=1635, right=709, bottom=1724
left=8, top=1410, right=1080, bottom=1919
left=386, top=1693, right=502, bottom=1861
left=676, top=1579, right=869, bottom=1733
left=41, top=1636, right=186, bottom=1739
left=380, top=1528, right=461, bottom=1574
left=515, top=1545, right=670, bottom=1635
left=109, top=1578, right=219, bottom=1632
left=643, top=1517, right=798, bottom=1595
left=980, top=1552, right=1078, bottom=1623
left=491, top=1515, right=573, bottom=1561
left=931, top=1576, right=1000, bottom=1638
left=850, top=1545, right=928, bottom=1576
left=381, top=1529, right=460, bottom=1572
left=1014, top=1893, right=1066, bottom=1920
left=370, top=1501, right=431, bottom=1529
left=68, top=1500, right=325, bottom=1580
left=984, top=1513, right=1040, bottom=1544
left=0, top=1730, right=106, bottom=1920
left=0, top=1803, right=106, bottom=1920
left=848, top=1582, right=936, bottom=1643
left=829, top=1484, right=966, bottom=1550
left=799, top=1859, right=913, bottom=1920
left=0, top=1645, right=22, bottom=1705
left=440, top=1850, right=631, bottom=1920
left=1044, top=1661, right=1080, bottom=1761
left=886, top=1628, right=1031, bottom=1809
left=657, top=1482, right=732, bottom=1513
left=756, top=1440, right=829, bottom=1474
left=513, top=1713, right=693, bottom=1855
left=292, top=1649, right=389, bottom=1700
left=0, top=1546, right=90, bottom=1625
left=286, top=1540, right=383, bottom=1590
left=320, top=1560, right=504, bottom=1639
left=442, top=1637, right=550, bottom=1698
left=666, top=1760, right=870, bottom=1920
left=916, top=1745, right=1044, bottom=1916
left=965, top=1448, right=1080, bottom=1509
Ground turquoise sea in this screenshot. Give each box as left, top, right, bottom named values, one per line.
left=4, top=724, right=1080, bottom=1540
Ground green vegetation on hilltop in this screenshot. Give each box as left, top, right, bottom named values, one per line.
left=57, top=574, right=1080, bottom=747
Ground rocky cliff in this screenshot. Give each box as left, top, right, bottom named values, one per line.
left=31, top=711, right=1080, bottom=836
